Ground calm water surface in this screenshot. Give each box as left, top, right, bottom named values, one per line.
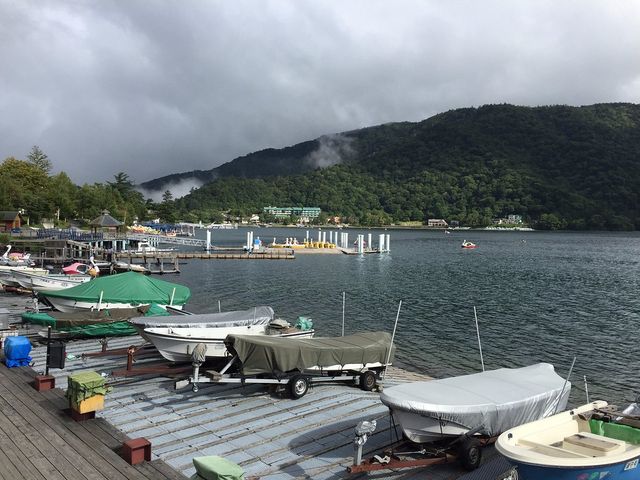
left=173, top=228, right=640, bottom=407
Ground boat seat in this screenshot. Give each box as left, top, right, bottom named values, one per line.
left=563, top=432, right=627, bottom=456
left=519, top=438, right=589, bottom=458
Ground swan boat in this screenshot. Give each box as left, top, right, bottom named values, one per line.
left=379, top=363, right=570, bottom=443
left=496, top=400, right=640, bottom=479
left=130, top=306, right=315, bottom=362
left=0, top=245, right=35, bottom=266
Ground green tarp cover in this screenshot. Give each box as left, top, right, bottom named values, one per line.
left=42, top=271, right=191, bottom=306
left=226, top=331, right=395, bottom=376
left=61, top=321, right=137, bottom=338
left=590, top=419, right=640, bottom=445
left=190, top=456, right=244, bottom=480
left=66, top=370, right=111, bottom=404
left=22, top=304, right=169, bottom=328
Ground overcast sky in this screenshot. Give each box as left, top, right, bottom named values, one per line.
left=1, top=0, right=639, bottom=186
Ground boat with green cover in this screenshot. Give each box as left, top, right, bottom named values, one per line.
left=38, top=271, right=191, bottom=312
left=22, top=303, right=171, bottom=338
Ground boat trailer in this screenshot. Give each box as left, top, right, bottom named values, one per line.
left=174, top=354, right=386, bottom=399
left=347, top=421, right=496, bottom=474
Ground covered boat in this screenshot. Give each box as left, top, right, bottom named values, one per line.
left=175, top=332, right=394, bottom=398
left=22, top=304, right=170, bottom=338
left=226, top=331, right=395, bottom=376
left=38, top=271, right=191, bottom=312
left=496, top=400, right=640, bottom=479
left=379, top=363, right=570, bottom=443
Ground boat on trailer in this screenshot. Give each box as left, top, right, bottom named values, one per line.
left=379, top=363, right=570, bottom=443
left=496, top=400, right=640, bottom=479
left=175, top=331, right=395, bottom=398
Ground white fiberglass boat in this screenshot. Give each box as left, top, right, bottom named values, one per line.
left=379, top=363, right=570, bottom=443
left=11, top=269, right=92, bottom=292
left=144, top=322, right=315, bottom=362
left=0, top=266, right=49, bottom=288
left=136, top=306, right=315, bottom=362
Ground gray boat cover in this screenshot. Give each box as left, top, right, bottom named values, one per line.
left=226, top=331, right=395, bottom=376
left=129, top=306, right=275, bottom=329
left=379, top=363, right=570, bottom=437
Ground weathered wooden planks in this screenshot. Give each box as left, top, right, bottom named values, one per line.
left=0, top=363, right=187, bottom=480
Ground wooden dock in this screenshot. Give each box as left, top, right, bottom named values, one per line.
left=0, top=363, right=186, bottom=480
left=0, top=292, right=508, bottom=479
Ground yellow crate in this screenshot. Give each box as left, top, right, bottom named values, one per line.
left=70, top=394, right=104, bottom=414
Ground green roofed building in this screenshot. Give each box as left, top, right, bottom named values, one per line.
left=263, top=206, right=321, bottom=220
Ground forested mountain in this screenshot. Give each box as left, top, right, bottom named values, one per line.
left=3, top=103, right=639, bottom=230
left=169, top=103, right=640, bottom=229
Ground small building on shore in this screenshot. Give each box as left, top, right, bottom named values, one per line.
left=0, top=211, right=21, bottom=232
left=427, top=218, right=448, bottom=228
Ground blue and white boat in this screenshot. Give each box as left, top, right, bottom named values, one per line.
left=496, top=400, right=640, bottom=479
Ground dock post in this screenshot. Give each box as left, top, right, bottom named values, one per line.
left=206, top=230, right=211, bottom=252
left=379, top=234, right=385, bottom=252
left=386, top=234, right=390, bottom=252
left=367, top=233, right=372, bottom=252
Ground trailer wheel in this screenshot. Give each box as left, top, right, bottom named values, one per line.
left=458, top=437, right=482, bottom=470
left=359, top=371, right=377, bottom=391
left=288, top=375, right=309, bottom=399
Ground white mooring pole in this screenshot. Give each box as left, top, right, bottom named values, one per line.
left=342, top=291, right=346, bottom=336
left=474, top=306, right=485, bottom=372
left=382, top=300, right=402, bottom=381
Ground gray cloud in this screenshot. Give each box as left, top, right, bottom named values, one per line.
left=1, top=1, right=639, bottom=186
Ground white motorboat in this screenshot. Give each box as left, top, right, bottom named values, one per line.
left=144, top=322, right=315, bottom=362
left=0, top=266, right=49, bottom=288
left=379, top=363, right=570, bottom=443
left=10, top=269, right=92, bottom=292
left=130, top=306, right=315, bottom=362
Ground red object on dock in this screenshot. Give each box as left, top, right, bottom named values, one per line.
left=34, top=374, right=55, bottom=391
left=122, top=437, right=152, bottom=465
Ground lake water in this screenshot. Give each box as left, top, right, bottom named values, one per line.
left=174, top=227, right=640, bottom=407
